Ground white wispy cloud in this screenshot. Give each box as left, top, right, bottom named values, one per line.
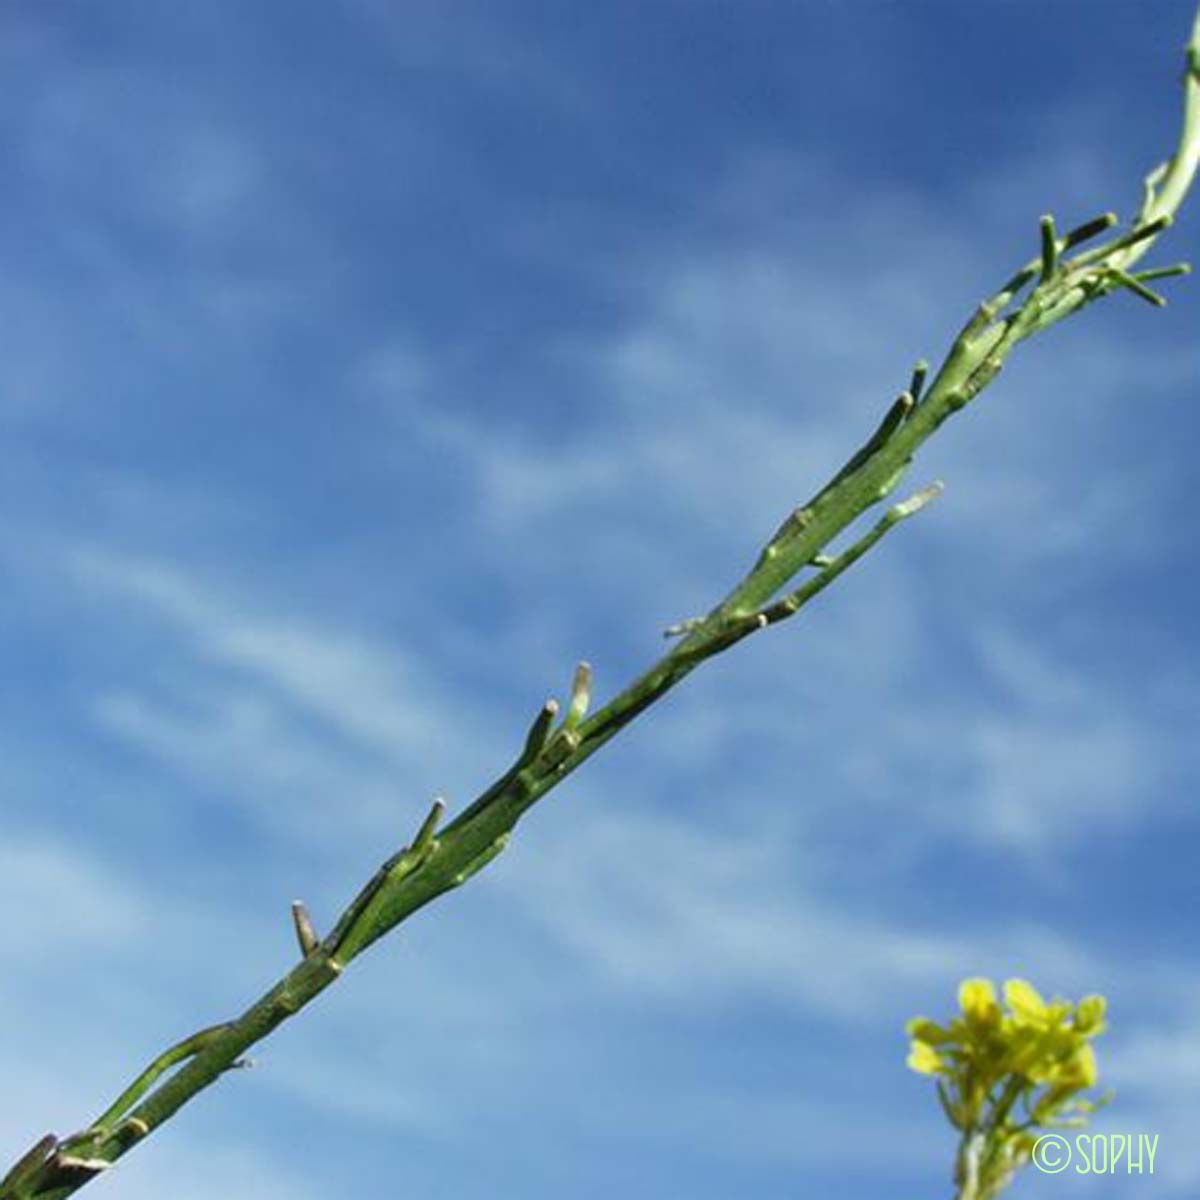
left=58, top=545, right=502, bottom=846
left=490, top=802, right=1105, bottom=1019
left=0, top=837, right=149, bottom=963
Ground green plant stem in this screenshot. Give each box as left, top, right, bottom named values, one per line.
left=6, top=9, right=1199, bottom=1199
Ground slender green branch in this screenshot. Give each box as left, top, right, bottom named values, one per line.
left=759, top=482, right=944, bottom=627
left=5, top=9, right=1198, bottom=1198
left=0, top=1140, right=57, bottom=1200
left=87, top=1024, right=238, bottom=1136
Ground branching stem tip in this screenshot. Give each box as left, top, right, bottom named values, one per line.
left=291, top=901, right=320, bottom=958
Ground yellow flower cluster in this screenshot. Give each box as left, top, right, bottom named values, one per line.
left=906, top=978, right=1109, bottom=1197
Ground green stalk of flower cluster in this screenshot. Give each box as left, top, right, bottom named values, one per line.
left=4, top=9, right=1198, bottom=1199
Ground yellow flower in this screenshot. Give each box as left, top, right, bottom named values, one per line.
left=1058, top=1043, right=1098, bottom=1089
left=907, top=977, right=1108, bottom=1152
left=959, top=978, right=1001, bottom=1029
left=1004, top=979, right=1048, bottom=1025
left=1074, top=995, right=1107, bottom=1036
left=906, top=1017, right=955, bottom=1044
left=907, top=1039, right=947, bottom=1075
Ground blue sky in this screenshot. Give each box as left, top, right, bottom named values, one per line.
left=2, top=3, right=1199, bottom=1198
